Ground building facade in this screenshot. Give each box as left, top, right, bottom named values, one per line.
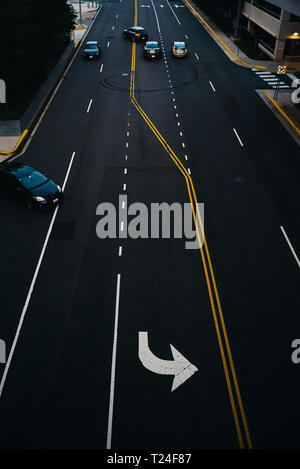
left=241, top=0, right=300, bottom=60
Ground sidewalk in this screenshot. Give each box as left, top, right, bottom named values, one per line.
left=69, top=1, right=100, bottom=43
left=0, top=1, right=100, bottom=159
left=183, top=0, right=300, bottom=145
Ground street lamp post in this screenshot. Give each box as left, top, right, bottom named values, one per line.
left=234, top=0, right=243, bottom=39
left=79, top=0, right=83, bottom=27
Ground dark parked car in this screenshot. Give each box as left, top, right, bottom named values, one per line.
left=0, top=163, right=63, bottom=210
left=83, top=41, right=101, bottom=59
left=144, top=41, right=161, bottom=60
left=123, top=26, right=148, bottom=42
left=171, top=41, right=188, bottom=58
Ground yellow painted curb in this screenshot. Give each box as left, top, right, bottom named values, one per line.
left=74, top=27, right=87, bottom=31
left=183, top=0, right=299, bottom=73
left=264, top=91, right=300, bottom=136
left=0, top=129, right=29, bottom=157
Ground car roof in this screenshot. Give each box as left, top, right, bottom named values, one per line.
left=174, top=41, right=186, bottom=46
left=146, top=41, right=159, bottom=46
left=0, top=163, right=33, bottom=177
left=86, top=41, right=98, bottom=45
left=131, top=26, right=145, bottom=30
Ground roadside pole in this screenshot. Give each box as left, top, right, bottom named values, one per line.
left=79, top=0, right=83, bottom=27
left=275, top=65, right=287, bottom=101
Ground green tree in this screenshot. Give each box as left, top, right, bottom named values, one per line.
left=0, top=0, right=76, bottom=118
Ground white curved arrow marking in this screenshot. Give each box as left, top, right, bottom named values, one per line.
left=138, top=332, right=198, bottom=392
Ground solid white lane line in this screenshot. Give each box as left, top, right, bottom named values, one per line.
left=233, top=128, right=244, bottom=147
left=150, top=0, right=161, bottom=33
left=209, top=81, right=216, bottom=92
left=118, top=246, right=123, bottom=257
left=166, top=0, right=181, bottom=25
left=0, top=151, right=76, bottom=398
left=87, top=99, right=93, bottom=113
left=195, top=52, right=199, bottom=60
left=106, top=274, right=121, bottom=449
left=100, top=64, right=104, bottom=73
left=280, top=227, right=300, bottom=268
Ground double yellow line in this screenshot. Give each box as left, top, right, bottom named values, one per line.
left=130, top=0, right=252, bottom=449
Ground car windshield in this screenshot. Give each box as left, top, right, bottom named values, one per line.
left=18, top=170, right=48, bottom=190
left=86, top=43, right=98, bottom=49
left=146, top=43, right=159, bottom=48
left=175, top=43, right=186, bottom=49
left=133, top=28, right=145, bottom=33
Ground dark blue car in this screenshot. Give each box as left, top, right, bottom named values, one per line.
left=83, top=41, right=101, bottom=59
left=0, top=163, right=63, bottom=210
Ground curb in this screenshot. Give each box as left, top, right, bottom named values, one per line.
left=263, top=90, right=300, bottom=137
left=0, top=5, right=103, bottom=159
left=182, top=0, right=298, bottom=73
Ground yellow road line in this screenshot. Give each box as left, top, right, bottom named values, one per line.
left=0, top=130, right=28, bottom=157
left=130, top=0, right=253, bottom=449
left=264, top=90, right=300, bottom=136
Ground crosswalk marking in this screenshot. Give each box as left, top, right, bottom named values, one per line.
left=252, top=69, right=291, bottom=89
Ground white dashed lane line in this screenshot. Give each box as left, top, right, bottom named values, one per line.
left=233, top=128, right=244, bottom=147
left=118, top=246, right=123, bottom=257
left=123, top=183, right=126, bottom=191
left=195, top=52, right=199, bottom=60
left=107, top=41, right=110, bottom=47
left=209, top=81, right=216, bottom=92
left=86, top=99, right=93, bottom=113
left=100, top=64, right=104, bottom=73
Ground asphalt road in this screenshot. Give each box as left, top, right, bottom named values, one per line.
left=0, top=0, right=299, bottom=449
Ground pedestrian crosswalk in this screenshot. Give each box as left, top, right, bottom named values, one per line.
left=252, top=68, right=290, bottom=89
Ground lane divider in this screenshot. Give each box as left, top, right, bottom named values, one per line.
left=129, top=0, right=252, bottom=450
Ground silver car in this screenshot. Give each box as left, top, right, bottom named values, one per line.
left=171, top=41, right=188, bottom=58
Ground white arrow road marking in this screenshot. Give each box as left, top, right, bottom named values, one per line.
left=138, top=332, right=198, bottom=391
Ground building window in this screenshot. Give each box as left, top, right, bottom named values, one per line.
left=252, top=0, right=281, bottom=19
left=252, top=23, right=276, bottom=52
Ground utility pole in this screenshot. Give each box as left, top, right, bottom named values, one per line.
left=79, top=0, right=83, bottom=27
left=234, top=0, right=243, bottom=39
